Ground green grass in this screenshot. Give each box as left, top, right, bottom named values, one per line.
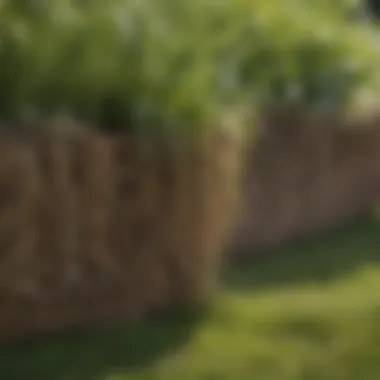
left=2, top=218, right=380, bottom=380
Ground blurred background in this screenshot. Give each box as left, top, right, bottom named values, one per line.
left=1, top=1, right=380, bottom=380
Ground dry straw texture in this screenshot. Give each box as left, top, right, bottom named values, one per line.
left=233, top=107, right=380, bottom=254
left=0, top=119, right=242, bottom=341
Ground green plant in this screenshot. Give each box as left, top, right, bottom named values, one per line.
left=0, top=0, right=245, bottom=133
left=0, top=0, right=378, bottom=132
left=223, top=0, right=380, bottom=108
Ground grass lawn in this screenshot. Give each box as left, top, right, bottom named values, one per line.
left=1, top=218, right=380, bottom=380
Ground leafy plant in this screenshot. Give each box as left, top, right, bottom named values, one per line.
left=0, top=0, right=378, bottom=132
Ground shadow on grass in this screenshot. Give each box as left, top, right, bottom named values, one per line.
left=224, top=217, right=380, bottom=292
left=0, top=309, right=203, bottom=380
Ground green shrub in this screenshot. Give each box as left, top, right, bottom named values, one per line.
left=0, top=0, right=246, bottom=134
left=0, top=0, right=379, bottom=132
left=222, top=0, right=380, bottom=108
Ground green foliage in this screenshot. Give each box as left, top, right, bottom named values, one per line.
left=0, top=0, right=235, bottom=132
left=0, top=0, right=379, bottom=131
left=225, top=0, right=380, bottom=108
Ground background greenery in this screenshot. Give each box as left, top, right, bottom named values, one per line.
left=0, top=0, right=379, bottom=131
